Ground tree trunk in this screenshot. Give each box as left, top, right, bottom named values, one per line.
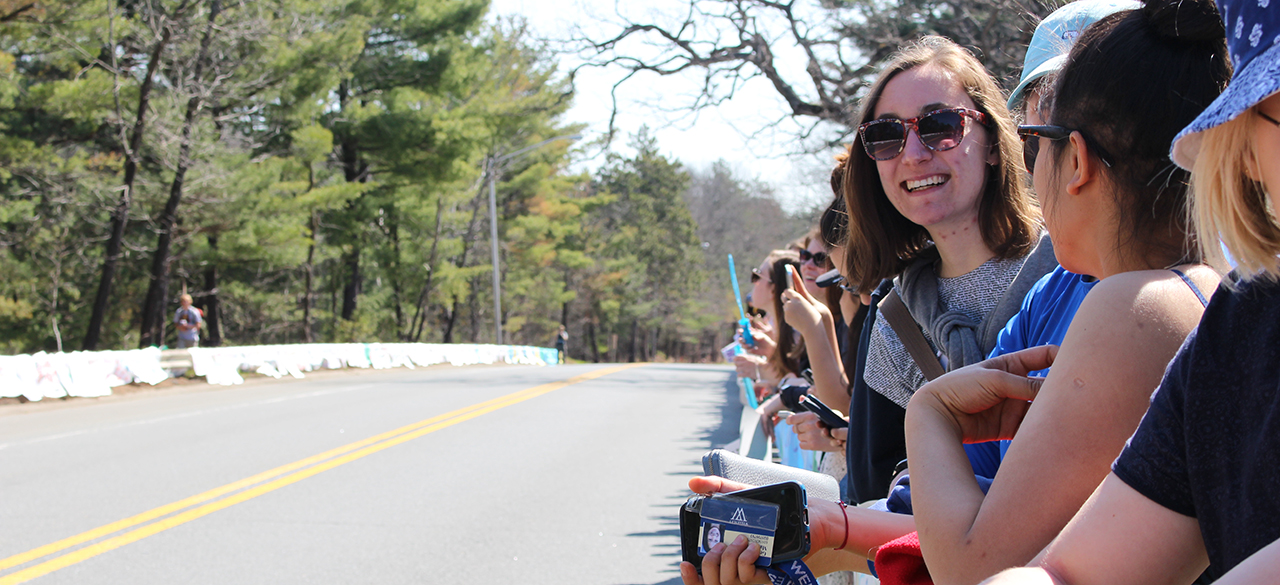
left=340, top=247, right=360, bottom=320
left=335, top=79, right=368, bottom=322
left=388, top=207, right=404, bottom=336
left=83, top=25, right=173, bottom=350
left=443, top=295, right=458, bottom=343
left=467, top=274, right=481, bottom=343
left=139, top=0, right=220, bottom=348
left=586, top=319, right=599, bottom=363
left=443, top=191, right=485, bottom=344
left=303, top=210, right=318, bottom=342
left=408, top=196, right=445, bottom=342
left=200, top=235, right=222, bottom=347
left=627, top=319, right=638, bottom=363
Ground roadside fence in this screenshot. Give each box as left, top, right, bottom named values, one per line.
left=1, top=343, right=560, bottom=402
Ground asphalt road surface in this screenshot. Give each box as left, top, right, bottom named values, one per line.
left=0, top=363, right=742, bottom=584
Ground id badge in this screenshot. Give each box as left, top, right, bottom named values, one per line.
left=697, top=496, right=780, bottom=566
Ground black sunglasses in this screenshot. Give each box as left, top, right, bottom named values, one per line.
left=858, top=108, right=990, bottom=161
left=750, top=268, right=765, bottom=283
left=1017, top=125, right=1114, bottom=174
left=798, top=249, right=829, bottom=266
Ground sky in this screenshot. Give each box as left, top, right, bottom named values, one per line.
left=485, top=0, right=842, bottom=214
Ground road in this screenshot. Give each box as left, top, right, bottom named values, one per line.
left=0, top=363, right=742, bottom=584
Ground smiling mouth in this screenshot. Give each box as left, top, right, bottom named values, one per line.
left=905, top=175, right=948, bottom=192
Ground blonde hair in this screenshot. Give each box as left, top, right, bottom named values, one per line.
left=1190, top=111, right=1280, bottom=282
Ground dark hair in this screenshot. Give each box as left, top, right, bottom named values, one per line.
left=823, top=161, right=869, bottom=365
left=764, top=251, right=805, bottom=377
left=842, top=36, right=1041, bottom=293
left=822, top=158, right=850, bottom=249
left=1046, top=0, right=1229, bottom=267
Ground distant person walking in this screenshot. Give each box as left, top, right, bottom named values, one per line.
left=174, top=294, right=202, bottom=349
left=554, top=325, right=568, bottom=364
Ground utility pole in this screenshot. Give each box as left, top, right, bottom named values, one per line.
left=485, top=134, right=581, bottom=345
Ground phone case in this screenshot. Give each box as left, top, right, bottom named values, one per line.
left=799, top=394, right=849, bottom=429
left=702, top=449, right=841, bottom=503
left=681, top=482, right=810, bottom=572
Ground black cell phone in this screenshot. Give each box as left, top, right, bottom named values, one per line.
left=815, top=268, right=843, bottom=288
left=680, top=481, right=810, bottom=573
left=798, top=394, right=848, bottom=429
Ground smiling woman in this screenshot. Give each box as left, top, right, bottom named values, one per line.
left=838, top=37, right=1054, bottom=503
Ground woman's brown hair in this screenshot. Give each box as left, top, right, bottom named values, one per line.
left=761, top=250, right=805, bottom=378
left=842, top=36, right=1040, bottom=292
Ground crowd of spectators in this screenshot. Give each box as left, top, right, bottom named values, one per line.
left=683, top=0, right=1280, bottom=583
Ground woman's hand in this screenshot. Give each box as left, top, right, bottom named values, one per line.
left=744, top=317, right=777, bottom=357
left=733, top=353, right=765, bottom=380
left=680, top=476, right=771, bottom=585
left=910, top=345, right=1059, bottom=443
left=780, top=267, right=833, bottom=337
left=680, top=535, right=771, bottom=585
left=789, top=411, right=846, bottom=452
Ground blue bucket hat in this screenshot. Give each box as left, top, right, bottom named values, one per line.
left=1171, top=0, right=1280, bottom=169
left=1007, top=0, right=1141, bottom=111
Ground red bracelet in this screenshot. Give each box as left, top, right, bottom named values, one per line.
left=834, top=500, right=850, bottom=551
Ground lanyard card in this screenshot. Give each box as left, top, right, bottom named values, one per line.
left=697, top=495, right=780, bottom=566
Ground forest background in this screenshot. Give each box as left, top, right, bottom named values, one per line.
left=0, top=0, right=1051, bottom=362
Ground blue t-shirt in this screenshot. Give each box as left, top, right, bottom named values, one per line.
left=1112, top=278, right=1280, bottom=582
left=968, top=266, right=1099, bottom=473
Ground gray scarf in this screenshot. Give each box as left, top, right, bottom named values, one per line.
left=895, top=234, right=1057, bottom=371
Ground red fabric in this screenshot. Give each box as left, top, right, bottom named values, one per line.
left=874, top=531, right=933, bottom=585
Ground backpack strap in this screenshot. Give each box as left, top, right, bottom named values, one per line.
left=878, top=289, right=946, bottom=382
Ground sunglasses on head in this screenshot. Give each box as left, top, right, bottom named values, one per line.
left=858, top=107, right=990, bottom=161
left=798, top=249, right=828, bottom=266
left=1017, top=125, right=1114, bottom=175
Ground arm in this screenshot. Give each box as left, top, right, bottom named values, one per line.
left=681, top=476, right=917, bottom=585
left=781, top=271, right=849, bottom=408
left=1211, top=535, right=1280, bottom=585
left=982, top=474, right=1207, bottom=585
left=905, top=272, right=1211, bottom=585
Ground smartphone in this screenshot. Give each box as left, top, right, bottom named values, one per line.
left=783, top=264, right=795, bottom=290
left=798, top=394, right=848, bottom=429
left=680, top=481, right=810, bottom=572
left=815, top=268, right=844, bottom=289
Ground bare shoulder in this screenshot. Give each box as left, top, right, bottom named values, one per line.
left=1070, top=264, right=1221, bottom=342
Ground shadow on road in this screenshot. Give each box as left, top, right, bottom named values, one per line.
left=702, top=372, right=744, bottom=449
left=627, top=372, right=743, bottom=585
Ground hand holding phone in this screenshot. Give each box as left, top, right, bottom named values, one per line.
left=798, top=394, right=849, bottom=429
left=680, top=481, right=810, bottom=573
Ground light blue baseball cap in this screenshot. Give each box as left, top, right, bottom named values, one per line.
left=1007, top=0, right=1142, bottom=111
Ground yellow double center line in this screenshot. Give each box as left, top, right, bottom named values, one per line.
left=0, top=364, right=642, bottom=584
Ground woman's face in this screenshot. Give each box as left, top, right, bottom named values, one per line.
left=1255, top=94, right=1280, bottom=209
left=800, top=239, right=827, bottom=298
left=872, top=63, right=994, bottom=236
left=828, top=245, right=847, bottom=278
